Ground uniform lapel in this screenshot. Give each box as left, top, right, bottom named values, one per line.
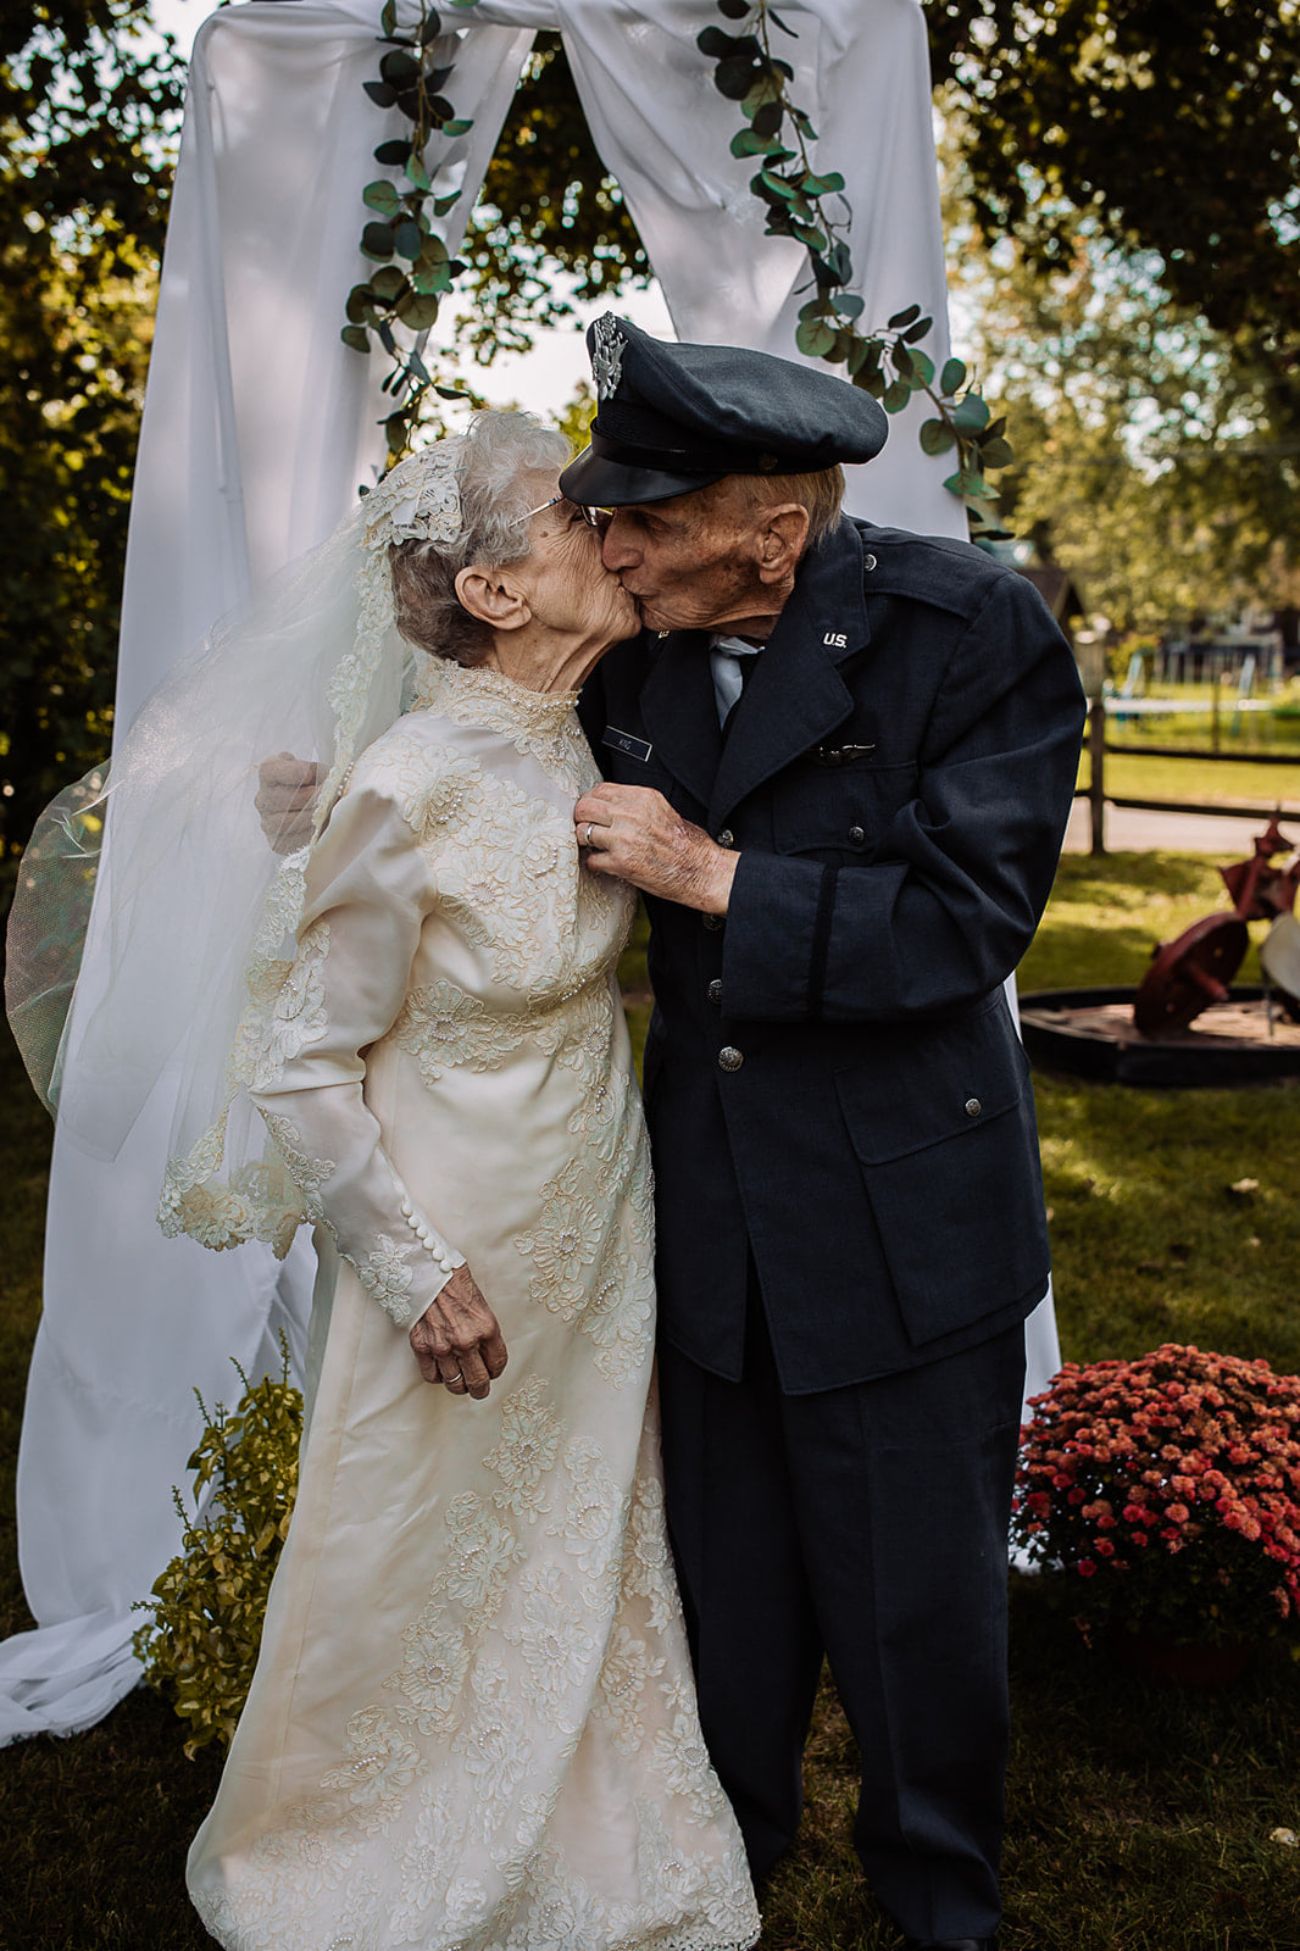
left=638, top=630, right=723, bottom=814
left=708, top=520, right=871, bottom=829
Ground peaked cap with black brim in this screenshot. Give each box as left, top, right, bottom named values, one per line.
left=559, top=314, right=888, bottom=508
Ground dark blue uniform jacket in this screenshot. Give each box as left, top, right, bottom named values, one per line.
left=579, top=516, right=1086, bottom=1394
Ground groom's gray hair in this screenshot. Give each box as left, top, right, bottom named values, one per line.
left=390, top=410, right=571, bottom=667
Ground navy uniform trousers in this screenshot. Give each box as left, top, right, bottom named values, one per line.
left=658, top=1272, right=1026, bottom=1944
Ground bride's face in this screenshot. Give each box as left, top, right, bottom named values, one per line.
left=509, top=472, right=638, bottom=647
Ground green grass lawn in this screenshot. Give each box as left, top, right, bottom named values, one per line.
left=2, top=854, right=1298, bottom=1949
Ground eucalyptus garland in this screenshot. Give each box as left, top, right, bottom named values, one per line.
left=346, top=0, right=1010, bottom=532
left=341, top=0, right=480, bottom=466
left=700, top=0, right=1011, bottom=533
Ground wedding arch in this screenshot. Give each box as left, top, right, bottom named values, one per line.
left=0, top=0, right=1059, bottom=1745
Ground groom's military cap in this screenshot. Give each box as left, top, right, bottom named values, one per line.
left=559, top=314, right=888, bottom=507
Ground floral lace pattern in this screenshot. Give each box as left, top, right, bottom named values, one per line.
left=189, top=1379, right=760, bottom=1951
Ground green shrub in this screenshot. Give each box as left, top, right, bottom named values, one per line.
left=132, top=1343, right=302, bottom=1757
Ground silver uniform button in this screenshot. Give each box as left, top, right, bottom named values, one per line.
left=863, top=551, right=878, bottom=571
left=717, top=828, right=735, bottom=848
left=848, top=825, right=866, bottom=845
left=965, top=1096, right=982, bottom=1118
left=718, top=1046, right=744, bottom=1073
left=707, top=979, right=723, bottom=1005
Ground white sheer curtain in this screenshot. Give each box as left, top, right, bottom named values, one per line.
left=1, top=0, right=1058, bottom=1744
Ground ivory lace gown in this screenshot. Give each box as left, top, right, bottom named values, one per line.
left=186, top=659, right=759, bottom=1951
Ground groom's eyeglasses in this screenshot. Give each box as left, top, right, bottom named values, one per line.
left=527, top=495, right=610, bottom=530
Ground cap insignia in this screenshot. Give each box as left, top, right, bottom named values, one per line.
left=592, top=316, right=628, bottom=402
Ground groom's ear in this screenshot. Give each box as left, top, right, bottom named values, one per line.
left=754, top=502, right=810, bottom=586
left=454, top=564, right=532, bottom=633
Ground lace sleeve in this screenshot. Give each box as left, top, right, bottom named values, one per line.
left=249, top=772, right=465, bottom=1327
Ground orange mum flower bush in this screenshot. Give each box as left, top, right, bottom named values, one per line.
left=1013, top=1344, right=1300, bottom=1648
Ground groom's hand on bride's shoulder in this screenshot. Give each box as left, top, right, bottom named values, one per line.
left=255, top=752, right=319, bottom=855
left=409, top=1266, right=509, bottom=1402
left=574, top=783, right=738, bottom=915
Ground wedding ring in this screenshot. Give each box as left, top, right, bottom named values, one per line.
left=584, top=822, right=595, bottom=848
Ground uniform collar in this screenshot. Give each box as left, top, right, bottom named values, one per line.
left=707, top=518, right=870, bottom=826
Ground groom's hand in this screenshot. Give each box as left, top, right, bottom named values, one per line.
left=409, top=1265, right=508, bottom=1401
left=255, top=753, right=320, bottom=855
left=574, top=784, right=738, bottom=915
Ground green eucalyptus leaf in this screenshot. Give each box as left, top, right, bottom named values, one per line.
left=792, top=222, right=828, bottom=250
left=854, top=365, right=886, bottom=397
left=979, top=436, right=1014, bottom=469
left=717, top=0, right=752, bottom=17
left=760, top=169, right=799, bottom=200
left=396, top=290, right=441, bottom=331
left=419, top=232, right=450, bottom=265
left=697, top=25, right=745, bottom=55
left=887, top=302, right=921, bottom=329
left=363, top=80, right=397, bottom=107
left=426, top=95, right=455, bottom=119
left=717, top=55, right=762, bottom=98
left=379, top=48, right=420, bottom=85
left=441, top=118, right=474, bottom=136
left=433, top=191, right=461, bottom=215
left=919, top=418, right=955, bottom=455
left=883, top=380, right=911, bottom=413
left=751, top=100, right=784, bottom=137
left=373, top=138, right=411, bottom=166
left=394, top=217, right=424, bottom=258
left=831, top=291, right=864, bottom=320
left=434, top=385, right=468, bottom=401
left=892, top=344, right=914, bottom=381
left=846, top=336, right=871, bottom=377
left=951, top=391, right=992, bottom=433
left=405, top=154, right=431, bottom=190
left=341, top=324, right=370, bottom=354
left=802, top=170, right=845, bottom=196
left=420, top=12, right=444, bottom=43
left=909, top=349, right=935, bottom=388
left=371, top=266, right=407, bottom=301
left=940, top=356, right=967, bottom=396
left=767, top=5, right=799, bottom=33
left=789, top=107, right=818, bottom=140
left=361, top=220, right=396, bottom=260
left=363, top=179, right=401, bottom=215
left=379, top=0, right=398, bottom=33
left=795, top=317, right=837, bottom=358
left=902, top=317, right=932, bottom=344
left=345, top=284, right=374, bottom=323
left=411, top=265, right=452, bottom=295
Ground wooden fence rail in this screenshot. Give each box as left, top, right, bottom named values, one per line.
left=1079, top=700, right=1300, bottom=854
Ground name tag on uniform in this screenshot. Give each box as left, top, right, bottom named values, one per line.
left=602, top=726, right=654, bottom=764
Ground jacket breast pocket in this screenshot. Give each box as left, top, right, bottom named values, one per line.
left=772, top=760, right=918, bottom=863
left=834, top=999, right=1050, bottom=1347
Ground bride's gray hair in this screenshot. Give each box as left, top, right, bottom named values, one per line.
left=390, top=410, right=572, bottom=667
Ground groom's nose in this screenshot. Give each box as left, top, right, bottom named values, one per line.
left=600, top=514, right=639, bottom=575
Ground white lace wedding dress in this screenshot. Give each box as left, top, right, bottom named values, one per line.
left=186, top=657, right=759, bottom=1951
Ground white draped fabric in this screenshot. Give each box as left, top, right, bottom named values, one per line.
left=2, top=0, right=1059, bottom=1744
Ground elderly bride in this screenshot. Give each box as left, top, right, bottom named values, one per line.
left=12, top=411, right=757, bottom=1951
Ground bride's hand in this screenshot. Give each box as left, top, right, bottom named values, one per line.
left=409, top=1266, right=509, bottom=1401
left=255, top=753, right=320, bottom=855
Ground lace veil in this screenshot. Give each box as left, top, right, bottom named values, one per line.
left=6, top=440, right=467, bottom=1255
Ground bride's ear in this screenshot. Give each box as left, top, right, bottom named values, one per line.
left=454, top=564, right=532, bottom=633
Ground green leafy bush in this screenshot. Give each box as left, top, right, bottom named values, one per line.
left=133, top=1344, right=302, bottom=1757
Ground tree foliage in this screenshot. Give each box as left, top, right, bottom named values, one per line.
left=926, top=0, right=1300, bottom=432
left=946, top=160, right=1300, bottom=631
left=0, top=1, right=183, bottom=861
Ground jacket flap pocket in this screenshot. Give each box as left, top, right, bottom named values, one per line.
left=834, top=995, right=1027, bottom=1163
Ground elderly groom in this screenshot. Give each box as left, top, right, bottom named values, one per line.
left=564, top=318, right=1084, bottom=1951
